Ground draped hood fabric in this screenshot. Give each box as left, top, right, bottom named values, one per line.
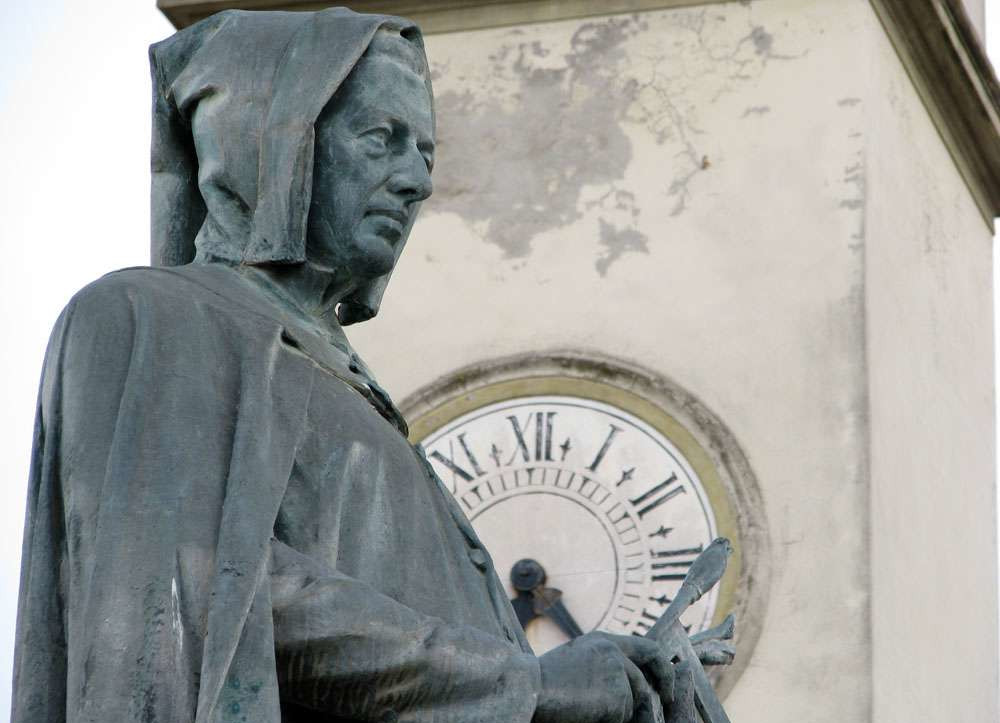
left=149, top=7, right=431, bottom=323
left=13, top=10, right=541, bottom=723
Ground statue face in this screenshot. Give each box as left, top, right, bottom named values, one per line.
left=307, top=48, right=434, bottom=282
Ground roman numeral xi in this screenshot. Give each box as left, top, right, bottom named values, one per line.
left=429, top=432, right=485, bottom=484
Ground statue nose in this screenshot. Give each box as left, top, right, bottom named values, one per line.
left=388, top=149, right=433, bottom=202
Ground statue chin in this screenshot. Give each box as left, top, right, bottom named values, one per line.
left=349, top=231, right=402, bottom=277
left=364, top=244, right=399, bottom=277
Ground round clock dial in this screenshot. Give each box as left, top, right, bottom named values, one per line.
left=419, top=395, right=719, bottom=654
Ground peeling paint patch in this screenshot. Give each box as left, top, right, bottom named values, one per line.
left=430, top=17, right=643, bottom=260
left=586, top=186, right=647, bottom=273
left=748, top=24, right=800, bottom=63
left=595, top=218, right=649, bottom=276
left=750, top=26, right=774, bottom=55
left=667, top=165, right=705, bottom=216
left=427, top=5, right=801, bottom=273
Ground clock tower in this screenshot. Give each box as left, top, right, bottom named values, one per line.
left=158, top=1, right=1000, bottom=721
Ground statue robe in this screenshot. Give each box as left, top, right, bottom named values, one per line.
left=12, top=263, right=540, bottom=723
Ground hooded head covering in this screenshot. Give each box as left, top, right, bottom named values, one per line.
left=149, top=8, right=432, bottom=324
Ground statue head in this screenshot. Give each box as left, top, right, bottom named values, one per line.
left=148, top=9, right=433, bottom=324
left=307, top=29, right=434, bottom=306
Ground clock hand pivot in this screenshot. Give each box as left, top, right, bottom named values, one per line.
left=509, top=558, right=585, bottom=639
left=511, top=558, right=546, bottom=591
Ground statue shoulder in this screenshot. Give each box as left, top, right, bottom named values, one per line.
left=68, top=265, right=203, bottom=310
left=42, top=264, right=282, bottom=408
left=64, top=264, right=260, bottom=328
left=51, top=265, right=258, bottom=364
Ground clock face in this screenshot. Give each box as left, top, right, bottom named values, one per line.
left=419, top=394, right=719, bottom=654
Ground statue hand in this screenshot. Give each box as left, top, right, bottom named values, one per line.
left=533, top=631, right=675, bottom=723
left=692, top=638, right=735, bottom=666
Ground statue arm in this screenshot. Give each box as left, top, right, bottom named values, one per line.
left=270, top=538, right=542, bottom=723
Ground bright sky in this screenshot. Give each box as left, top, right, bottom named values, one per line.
left=0, top=0, right=998, bottom=718
left=0, top=1, right=174, bottom=714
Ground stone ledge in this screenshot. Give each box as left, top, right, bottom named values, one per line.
left=156, top=0, right=1000, bottom=225
left=871, top=0, right=1000, bottom=227
left=156, top=0, right=726, bottom=33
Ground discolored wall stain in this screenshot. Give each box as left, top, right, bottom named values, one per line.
left=429, top=16, right=644, bottom=261
left=427, top=6, right=800, bottom=274
left=596, top=218, right=648, bottom=276
left=842, top=153, right=866, bottom=251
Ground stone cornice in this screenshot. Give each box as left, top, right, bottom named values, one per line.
left=870, top=0, right=1000, bottom=227
left=157, top=0, right=731, bottom=33
left=157, top=0, right=1000, bottom=224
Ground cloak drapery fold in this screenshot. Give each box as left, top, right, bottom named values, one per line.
left=12, top=265, right=541, bottom=723
left=14, top=266, right=314, bottom=722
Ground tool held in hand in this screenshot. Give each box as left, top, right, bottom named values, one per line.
left=646, top=537, right=734, bottom=723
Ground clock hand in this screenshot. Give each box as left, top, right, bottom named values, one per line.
left=510, top=558, right=546, bottom=630
left=511, top=589, right=539, bottom=629
left=509, top=558, right=586, bottom=639
left=534, top=590, right=584, bottom=639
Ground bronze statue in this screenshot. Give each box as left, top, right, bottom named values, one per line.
left=12, top=9, right=731, bottom=723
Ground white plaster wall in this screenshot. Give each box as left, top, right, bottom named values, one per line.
left=865, top=7, right=999, bottom=721
left=962, top=0, right=985, bottom=40
left=348, top=0, right=996, bottom=719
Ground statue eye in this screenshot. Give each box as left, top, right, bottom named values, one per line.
left=361, top=126, right=392, bottom=150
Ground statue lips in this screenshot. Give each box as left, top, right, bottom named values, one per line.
left=366, top=208, right=408, bottom=242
